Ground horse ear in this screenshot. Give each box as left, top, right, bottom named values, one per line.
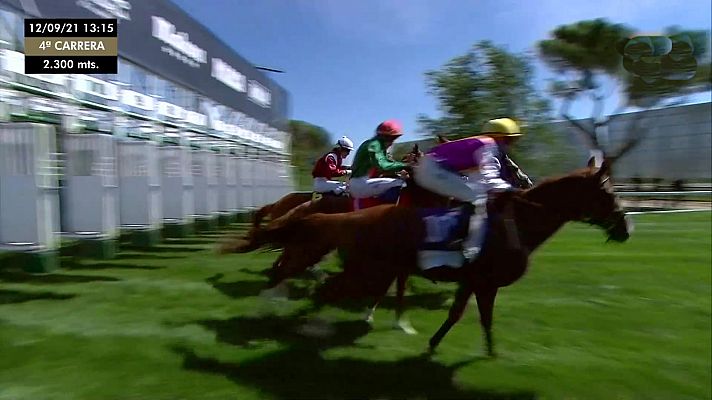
left=414, top=144, right=419, bottom=153
left=595, top=158, right=612, bottom=182
left=586, top=156, right=596, bottom=168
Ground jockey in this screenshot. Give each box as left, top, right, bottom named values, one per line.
left=349, top=120, right=410, bottom=199
left=311, top=136, right=354, bottom=195
left=412, top=118, right=532, bottom=260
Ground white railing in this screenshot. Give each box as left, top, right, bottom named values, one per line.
left=619, top=190, right=711, bottom=215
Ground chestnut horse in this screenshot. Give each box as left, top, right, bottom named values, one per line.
left=232, top=158, right=632, bottom=356
left=251, top=191, right=314, bottom=229
left=219, top=173, right=454, bottom=333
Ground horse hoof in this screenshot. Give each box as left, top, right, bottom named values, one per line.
left=393, top=320, right=418, bottom=335
left=365, top=314, right=374, bottom=324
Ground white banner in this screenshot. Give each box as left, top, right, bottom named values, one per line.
left=120, top=89, right=155, bottom=111
left=157, top=101, right=185, bottom=120
left=74, top=75, right=119, bottom=101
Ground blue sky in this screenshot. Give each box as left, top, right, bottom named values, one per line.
left=173, top=0, right=711, bottom=159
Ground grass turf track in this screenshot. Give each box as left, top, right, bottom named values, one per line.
left=0, top=212, right=709, bottom=400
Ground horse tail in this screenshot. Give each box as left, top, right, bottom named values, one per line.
left=252, top=203, right=274, bottom=229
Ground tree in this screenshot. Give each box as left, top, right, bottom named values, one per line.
left=418, top=40, right=573, bottom=178
left=287, top=120, right=333, bottom=190
left=538, top=19, right=710, bottom=158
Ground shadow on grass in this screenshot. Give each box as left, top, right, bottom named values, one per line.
left=194, top=313, right=372, bottom=350
left=115, top=253, right=184, bottom=261
left=206, top=273, right=311, bottom=300
left=176, top=312, right=537, bottom=400
left=62, top=259, right=165, bottom=271
left=123, top=245, right=205, bottom=254
left=0, top=269, right=120, bottom=284
left=0, top=289, right=76, bottom=305
left=162, top=239, right=215, bottom=246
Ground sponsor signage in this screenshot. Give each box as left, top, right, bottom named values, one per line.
left=20, top=0, right=287, bottom=126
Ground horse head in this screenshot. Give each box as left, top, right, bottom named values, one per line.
left=524, top=158, right=631, bottom=243
left=580, top=158, right=632, bottom=242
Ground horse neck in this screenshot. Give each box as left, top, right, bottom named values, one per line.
left=512, top=181, right=578, bottom=251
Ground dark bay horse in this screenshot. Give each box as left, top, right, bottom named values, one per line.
left=234, top=159, right=632, bottom=356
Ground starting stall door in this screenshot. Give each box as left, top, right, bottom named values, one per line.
left=267, top=160, right=280, bottom=203
left=236, top=157, right=251, bottom=209
left=117, top=141, right=162, bottom=229
left=276, top=161, right=292, bottom=199
left=0, top=123, right=60, bottom=251
left=63, top=133, right=118, bottom=239
left=192, top=149, right=219, bottom=216
left=256, top=159, right=269, bottom=207
left=226, top=155, right=240, bottom=212
left=159, top=145, right=194, bottom=222
left=216, top=152, right=238, bottom=213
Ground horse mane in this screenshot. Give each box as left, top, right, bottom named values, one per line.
left=518, top=166, right=598, bottom=207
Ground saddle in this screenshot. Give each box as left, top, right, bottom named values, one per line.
left=417, top=202, right=488, bottom=271
left=311, top=191, right=349, bottom=201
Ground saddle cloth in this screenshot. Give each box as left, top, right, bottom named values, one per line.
left=417, top=205, right=488, bottom=270
left=351, top=186, right=402, bottom=211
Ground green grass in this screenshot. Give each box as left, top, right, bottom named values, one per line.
left=0, top=214, right=710, bottom=400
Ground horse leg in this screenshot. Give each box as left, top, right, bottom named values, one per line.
left=393, top=273, right=417, bottom=335
left=474, top=286, right=499, bottom=358
left=364, top=299, right=378, bottom=325
left=428, top=282, right=473, bottom=353
left=271, top=252, right=284, bottom=270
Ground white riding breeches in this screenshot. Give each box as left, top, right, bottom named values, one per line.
left=313, top=178, right=347, bottom=195
left=413, top=155, right=489, bottom=261
left=413, top=155, right=483, bottom=203
left=349, top=176, right=405, bottom=199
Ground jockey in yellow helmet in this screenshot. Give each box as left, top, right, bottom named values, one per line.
left=411, top=118, right=532, bottom=260
left=479, top=118, right=533, bottom=189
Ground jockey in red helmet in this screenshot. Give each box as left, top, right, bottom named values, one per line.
left=311, top=136, right=354, bottom=195
left=349, top=120, right=410, bottom=199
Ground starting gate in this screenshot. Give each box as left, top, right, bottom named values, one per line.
left=0, top=123, right=60, bottom=255
left=159, top=144, right=194, bottom=236
left=117, top=140, right=162, bottom=232
left=62, top=133, right=119, bottom=245
left=192, top=147, right=219, bottom=228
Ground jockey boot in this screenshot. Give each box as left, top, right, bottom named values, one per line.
left=442, top=202, right=477, bottom=251
left=462, top=199, right=488, bottom=262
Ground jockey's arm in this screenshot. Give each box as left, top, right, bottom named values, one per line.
left=325, top=154, right=349, bottom=177
left=503, top=155, right=533, bottom=189
left=479, top=144, right=512, bottom=192
left=368, top=141, right=408, bottom=174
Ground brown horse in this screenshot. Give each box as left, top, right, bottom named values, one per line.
left=234, top=158, right=632, bottom=356
left=220, top=173, right=454, bottom=333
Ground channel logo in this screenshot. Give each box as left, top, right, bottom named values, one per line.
left=618, top=34, right=698, bottom=83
